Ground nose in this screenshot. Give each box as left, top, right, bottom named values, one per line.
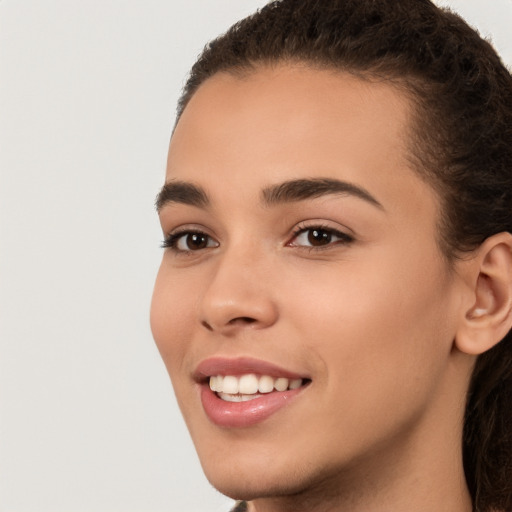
left=199, top=247, right=279, bottom=335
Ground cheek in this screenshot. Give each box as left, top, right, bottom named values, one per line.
left=281, top=249, right=455, bottom=416
left=150, top=262, right=197, bottom=376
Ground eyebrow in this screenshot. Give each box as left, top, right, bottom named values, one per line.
left=261, top=178, right=384, bottom=209
left=155, top=180, right=209, bottom=212
left=156, top=177, right=384, bottom=213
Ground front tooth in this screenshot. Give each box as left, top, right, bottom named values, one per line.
left=258, top=375, right=274, bottom=393
left=222, top=375, right=239, bottom=394
left=239, top=374, right=259, bottom=394
left=274, top=377, right=289, bottom=392
left=289, top=378, right=302, bottom=390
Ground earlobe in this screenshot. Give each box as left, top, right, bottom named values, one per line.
left=455, top=232, right=512, bottom=356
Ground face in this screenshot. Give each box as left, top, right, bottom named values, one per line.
left=151, top=66, right=467, bottom=502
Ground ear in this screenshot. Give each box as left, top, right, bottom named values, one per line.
left=455, top=232, right=512, bottom=356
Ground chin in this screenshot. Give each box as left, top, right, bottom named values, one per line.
left=198, top=449, right=317, bottom=502
left=205, top=471, right=305, bottom=502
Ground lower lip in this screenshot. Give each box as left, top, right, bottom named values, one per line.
left=200, top=384, right=306, bottom=428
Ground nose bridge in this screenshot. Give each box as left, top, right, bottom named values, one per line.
left=199, top=240, right=278, bottom=333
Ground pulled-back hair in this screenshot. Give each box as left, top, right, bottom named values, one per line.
left=175, top=1, right=512, bottom=510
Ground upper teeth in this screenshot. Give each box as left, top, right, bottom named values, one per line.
left=209, top=374, right=303, bottom=395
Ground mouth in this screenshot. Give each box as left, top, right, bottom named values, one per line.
left=195, top=358, right=311, bottom=428
left=209, top=373, right=306, bottom=402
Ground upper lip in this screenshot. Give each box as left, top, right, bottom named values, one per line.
left=193, top=356, right=308, bottom=382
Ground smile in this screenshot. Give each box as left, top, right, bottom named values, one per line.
left=195, top=358, right=310, bottom=428
left=210, top=373, right=304, bottom=401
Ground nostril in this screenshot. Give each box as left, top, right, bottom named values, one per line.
left=228, top=316, right=257, bottom=325
left=201, top=320, right=214, bottom=331
left=200, top=317, right=256, bottom=332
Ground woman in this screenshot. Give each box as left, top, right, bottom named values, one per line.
left=151, top=1, right=512, bottom=511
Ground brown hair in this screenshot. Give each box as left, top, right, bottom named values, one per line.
left=175, top=1, right=512, bottom=510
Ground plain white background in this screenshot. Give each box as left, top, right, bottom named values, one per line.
left=0, top=1, right=510, bottom=511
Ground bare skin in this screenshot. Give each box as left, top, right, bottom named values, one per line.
left=151, top=65, right=511, bottom=512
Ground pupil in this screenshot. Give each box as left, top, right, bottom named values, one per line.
left=187, top=233, right=207, bottom=249
left=308, top=229, right=331, bottom=246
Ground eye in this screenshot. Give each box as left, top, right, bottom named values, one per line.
left=162, top=230, right=219, bottom=252
left=288, top=226, right=354, bottom=248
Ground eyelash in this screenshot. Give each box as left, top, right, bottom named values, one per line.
left=161, top=224, right=354, bottom=253
left=288, top=224, right=354, bottom=250
left=161, top=229, right=218, bottom=252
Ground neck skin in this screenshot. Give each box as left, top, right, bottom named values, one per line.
left=247, top=354, right=474, bottom=512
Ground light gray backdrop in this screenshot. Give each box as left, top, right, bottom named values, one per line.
left=1, top=1, right=510, bottom=511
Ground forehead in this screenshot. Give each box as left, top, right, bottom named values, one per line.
left=169, top=64, right=412, bottom=174
left=166, top=65, right=437, bottom=222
